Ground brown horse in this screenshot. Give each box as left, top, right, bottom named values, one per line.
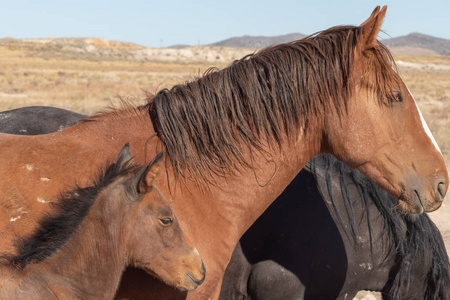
left=0, top=6, right=447, bottom=299
left=0, top=144, right=205, bottom=299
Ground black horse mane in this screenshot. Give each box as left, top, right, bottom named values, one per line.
left=1, top=149, right=139, bottom=270
left=393, top=212, right=450, bottom=299
left=308, top=154, right=450, bottom=299
left=148, top=25, right=401, bottom=185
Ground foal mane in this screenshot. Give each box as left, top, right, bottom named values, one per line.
left=309, top=154, right=450, bottom=298
left=1, top=149, right=139, bottom=270
left=148, top=25, right=400, bottom=184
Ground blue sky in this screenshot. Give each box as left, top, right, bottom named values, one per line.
left=0, top=0, right=449, bottom=48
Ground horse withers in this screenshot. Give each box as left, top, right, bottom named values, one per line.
left=0, top=6, right=448, bottom=299
left=0, top=144, right=205, bottom=299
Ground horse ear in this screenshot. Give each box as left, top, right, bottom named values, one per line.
left=117, top=142, right=133, bottom=163
left=137, top=152, right=164, bottom=194
left=359, top=6, right=387, bottom=50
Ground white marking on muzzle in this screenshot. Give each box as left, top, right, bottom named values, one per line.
left=407, top=87, right=442, bottom=154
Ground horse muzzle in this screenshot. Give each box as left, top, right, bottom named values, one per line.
left=399, top=172, right=448, bottom=214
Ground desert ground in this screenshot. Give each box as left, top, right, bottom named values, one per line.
left=0, top=38, right=449, bottom=299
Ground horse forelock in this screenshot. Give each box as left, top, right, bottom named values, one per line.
left=310, top=154, right=449, bottom=298
left=359, top=41, right=403, bottom=103
left=0, top=153, right=139, bottom=270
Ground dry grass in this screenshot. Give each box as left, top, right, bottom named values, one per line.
left=395, top=55, right=450, bottom=66
left=0, top=44, right=226, bottom=114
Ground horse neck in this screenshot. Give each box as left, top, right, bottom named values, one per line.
left=238, top=134, right=321, bottom=219
left=171, top=128, right=323, bottom=277
left=29, top=193, right=128, bottom=298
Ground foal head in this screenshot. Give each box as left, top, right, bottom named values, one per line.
left=101, top=144, right=206, bottom=291
left=322, top=6, right=448, bottom=214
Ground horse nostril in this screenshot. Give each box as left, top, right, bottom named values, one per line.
left=201, top=261, right=206, bottom=276
left=437, top=182, right=446, bottom=199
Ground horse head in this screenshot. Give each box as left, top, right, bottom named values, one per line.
left=323, top=6, right=448, bottom=214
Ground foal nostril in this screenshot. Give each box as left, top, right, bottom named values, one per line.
left=438, top=182, right=446, bottom=199
left=196, top=273, right=205, bottom=286
left=186, top=272, right=205, bottom=286
left=193, top=262, right=206, bottom=285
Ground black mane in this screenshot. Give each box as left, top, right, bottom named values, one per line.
left=395, top=213, right=450, bottom=299
left=308, top=154, right=450, bottom=298
left=2, top=150, right=138, bottom=270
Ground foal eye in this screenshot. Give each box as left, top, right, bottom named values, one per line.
left=159, top=218, right=173, bottom=226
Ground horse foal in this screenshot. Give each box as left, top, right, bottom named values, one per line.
left=0, top=144, right=205, bottom=299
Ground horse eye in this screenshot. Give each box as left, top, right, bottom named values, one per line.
left=159, top=218, right=173, bottom=226
left=387, top=92, right=403, bottom=103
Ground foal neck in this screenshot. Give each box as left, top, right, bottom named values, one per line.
left=30, top=191, right=127, bottom=298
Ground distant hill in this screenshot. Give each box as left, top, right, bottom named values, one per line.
left=382, top=33, right=450, bottom=56
left=2, top=32, right=449, bottom=66
left=0, top=37, right=147, bottom=61
left=0, top=37, right=254, bottom=64
left=208, top=32, right=450, bottom=56
left=209, top=33, right=307, bottom=49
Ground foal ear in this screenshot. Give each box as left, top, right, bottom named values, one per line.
left=358, top=6, right=387, bottom=50
left=137, top=152, right=164, bottom=194
left=117, top=142, right=133, bottom=163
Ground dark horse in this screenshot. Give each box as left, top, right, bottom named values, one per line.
left=220, top=154, right=450, bottom=300
left=0, top=106, right=86, bottom=135
left=2, top=107, right=449, bottom=298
